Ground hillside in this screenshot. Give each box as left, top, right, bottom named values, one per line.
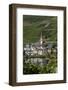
left=23, top=15, right=57, bottom=44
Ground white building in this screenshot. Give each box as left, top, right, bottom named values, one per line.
left=24, top=32, right=46, bottom=56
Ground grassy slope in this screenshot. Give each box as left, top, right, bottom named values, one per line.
left=23, top=15, right=57, bottom=43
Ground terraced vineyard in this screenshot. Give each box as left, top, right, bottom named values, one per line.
left=23, top=15, right=57, bottom=44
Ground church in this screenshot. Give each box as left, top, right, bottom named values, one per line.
left=24, top=32, right=46, bottom=56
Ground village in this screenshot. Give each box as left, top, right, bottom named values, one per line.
left=23, top=32, right=57, bottom=57
left=23, top=32, right=57, bottom=74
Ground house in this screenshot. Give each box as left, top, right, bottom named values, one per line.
left=24, top=32, right=57, bottom=56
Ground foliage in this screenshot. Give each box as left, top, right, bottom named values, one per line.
left=23, top=52, right=57, bottom=74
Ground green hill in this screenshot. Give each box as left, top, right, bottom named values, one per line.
left=23, top=15, right=57, bottom=44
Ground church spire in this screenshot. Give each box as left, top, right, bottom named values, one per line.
left=40, top=32, right=43, bottom=45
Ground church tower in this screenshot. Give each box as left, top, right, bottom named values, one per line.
left=40, top=32, right=43, bottom=45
